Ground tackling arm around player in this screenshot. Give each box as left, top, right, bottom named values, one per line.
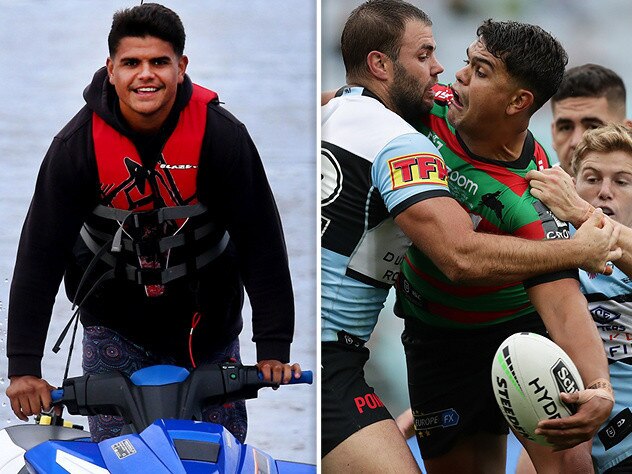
left=395, top=197, right=618, bottom=283
left=319, top=97, right=621, bottom=284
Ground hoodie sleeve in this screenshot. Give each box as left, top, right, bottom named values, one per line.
left=198, top=105, right=295, bottom=363
left=7, top=114, right=98, bottom=378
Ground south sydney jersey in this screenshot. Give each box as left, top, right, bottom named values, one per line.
left=398, top=84, right=575, bottom=328
left=321, top=87, right=450, bottom=342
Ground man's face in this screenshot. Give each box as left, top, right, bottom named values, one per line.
left=551, top=96, right=623, bottom=173
left=388, top=20, right=443, bottom=123
left=107, top=35, right=188, bottom=133
left=575, top=150, right=632, bottom=228
left=447, top=39, right=517, bottom=138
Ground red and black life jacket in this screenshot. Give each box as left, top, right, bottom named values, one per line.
left=95, top=84, right=214, bottom=211
left=77, top=84, right=229, bottom=300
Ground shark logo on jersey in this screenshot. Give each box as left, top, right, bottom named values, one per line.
left=591, top=305, right=622, bottom=324
left=481, top=191, right=504, bottom=223
left=321, top=148, right=343, bottom=206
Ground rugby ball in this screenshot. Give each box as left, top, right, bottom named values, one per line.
left=491, top=332, right=584, bottom=446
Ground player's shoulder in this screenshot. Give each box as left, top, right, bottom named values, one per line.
left=323, top=87, right=437, bottom=164
left=55, top=106, right=92, bottom=142
left=323, top=87, right=414, bottom=133
left=379, top=130, right=441, bottom=161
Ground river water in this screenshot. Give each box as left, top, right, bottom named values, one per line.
left=0, top=0, right=316, bottom=465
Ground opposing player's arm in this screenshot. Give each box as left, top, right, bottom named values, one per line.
left=528, top=167, right=632, bottom=276
left=394, top=197, right=620, bottom=285
left=526, top=279, right=613, bottom=449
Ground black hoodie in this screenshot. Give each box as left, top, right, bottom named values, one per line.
left=8, top=67, right=295, bottom=377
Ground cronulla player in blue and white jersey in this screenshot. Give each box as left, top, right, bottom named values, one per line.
left=321, top=85, right=450, bottom=460
left=320, top=8, right=453, bottom=467
left=321, top=86, right=450, bottom=345
left=581, top=266, right=632, bottom=472
left=582, top=268, right=632, bottom=365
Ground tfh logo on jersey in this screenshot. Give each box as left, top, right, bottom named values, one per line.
left=387, top=153, right=448, bottom=190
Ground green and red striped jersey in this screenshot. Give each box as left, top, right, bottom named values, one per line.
left=397, top=85, right=575, bottom=329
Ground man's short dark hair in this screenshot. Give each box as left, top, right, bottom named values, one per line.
left=477, top=19, right=568, bottom=113
left=552, top=64, right=627, bottom=111
left=341, top=0, right=431, bottom=80
left=108, top=3, right=185, bottom=57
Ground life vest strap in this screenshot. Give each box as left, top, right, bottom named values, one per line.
left=79, top=227, right=230, bottom=285
left=92, top=202, right=208, bottom=227
left=83, top=221, right=216, bottom=255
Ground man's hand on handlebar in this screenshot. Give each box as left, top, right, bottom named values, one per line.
left=256, top=360, right=302, bottom=385
left=6, top=375, right=56, bottom=421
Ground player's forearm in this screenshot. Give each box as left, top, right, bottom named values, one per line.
left=554, top=341, right=609, bottom=394
left=397, top=197, right=614, bottom=285
left=550, top=322, right=609, bottom=387
left=457, top=209, right=619, bottom=283
left=446, top=232, right=589, bottom=285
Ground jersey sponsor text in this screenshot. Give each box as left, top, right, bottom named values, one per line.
left=388, top=153, right=448, bottom=190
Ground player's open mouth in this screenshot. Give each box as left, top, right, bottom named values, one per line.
left=598, top=206, right=614, bottom=216
left=450, top=87, right=464, bottom=108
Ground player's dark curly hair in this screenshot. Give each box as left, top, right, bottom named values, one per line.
left=477, top=19, right=568, bottom=113
left=552, top=64, right=626, bottom=113
left=341, top=0, right=431, bottom=80
left=108, top=3, right=185, bottom=57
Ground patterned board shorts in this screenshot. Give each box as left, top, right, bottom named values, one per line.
left=82, top=325, right=247, bottom=443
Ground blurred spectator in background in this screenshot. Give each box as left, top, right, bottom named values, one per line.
left=551, top=64, right=632, bottom=173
